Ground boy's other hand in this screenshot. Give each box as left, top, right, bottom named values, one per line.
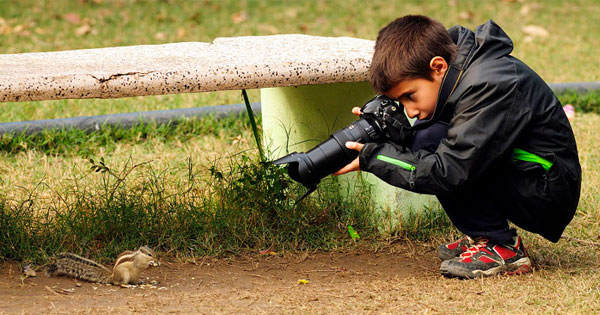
left=333, top=141, right=364, bottom=176
left=333, top=107, right=363, bottom=176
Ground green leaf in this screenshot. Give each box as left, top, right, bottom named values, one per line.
left=242, top=89, right=264, bottom=162
left=347, top=225, right=360, bottom=241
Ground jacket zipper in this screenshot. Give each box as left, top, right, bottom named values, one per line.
left=376, top=154, right=416, bottom=189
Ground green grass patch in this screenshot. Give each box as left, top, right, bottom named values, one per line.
left=0, top=152, right=380, bottom=263
left=557, top=90, right=600, bottom=115
left=0, top=113, right=252, bottom=156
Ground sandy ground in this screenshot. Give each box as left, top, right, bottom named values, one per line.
left=2, top=243, right=442, bottom=314
left=2, top=242, right=598, bottom=314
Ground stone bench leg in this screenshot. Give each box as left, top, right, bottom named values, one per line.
left=260, top=82, right=438, bottom=223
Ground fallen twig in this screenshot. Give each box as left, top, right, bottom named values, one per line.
left=44, top=286, right=65, bottom=296
left=306, top=269, right=340, bottom=273
left=248, top=273, right=269, bottom=279
left=562, top=235, right=600, bottom=247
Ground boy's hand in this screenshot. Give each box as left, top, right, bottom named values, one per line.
left=333, top=141, right=364, bottom=176
left=333, top=107, right=364, bottom=176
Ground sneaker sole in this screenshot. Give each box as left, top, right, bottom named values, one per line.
left=440, top=257, right=532, bottom=279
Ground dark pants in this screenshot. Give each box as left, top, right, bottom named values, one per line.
left=412, top=122, right=514, bottom=244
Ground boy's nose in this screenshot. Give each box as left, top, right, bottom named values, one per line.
left=406, top=108, right=419, bottom=119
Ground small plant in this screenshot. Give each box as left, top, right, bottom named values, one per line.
left=0, top=148, right=382, bottom=262
left=89, top=157, right=109, bottom=173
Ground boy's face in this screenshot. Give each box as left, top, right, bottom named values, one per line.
left=383, top=57, right=447, bottom=120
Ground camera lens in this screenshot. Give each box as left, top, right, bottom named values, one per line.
left=273, top=118, right=381, bottom=187
left=272, top=95, right=406, bottom=202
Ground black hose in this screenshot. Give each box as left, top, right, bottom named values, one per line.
left=0, top=103, right=261, bottom=135
left=0, top=81, right=598, bottom=136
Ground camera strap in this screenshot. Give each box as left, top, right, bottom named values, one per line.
left=438, top=65, right=463, bottom=112
left=432, top=64, right=463, bottom=123
left=412, top=64, right=464, bottom=130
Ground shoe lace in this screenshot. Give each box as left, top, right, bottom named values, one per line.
left=459, top=238, right=488, bottom=258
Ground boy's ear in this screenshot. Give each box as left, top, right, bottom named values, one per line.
left=429, top=56, right=448, bottom=78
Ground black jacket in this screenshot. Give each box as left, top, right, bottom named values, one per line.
left=359, top=20, right=581, bottom=242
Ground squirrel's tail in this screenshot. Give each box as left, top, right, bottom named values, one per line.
left=46, top=253, right=112, bottom=284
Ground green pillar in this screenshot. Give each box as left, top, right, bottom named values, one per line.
left=260, top=82, right=438, bottom=223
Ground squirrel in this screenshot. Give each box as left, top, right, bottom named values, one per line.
left=46, top=245, right=157, bottom=286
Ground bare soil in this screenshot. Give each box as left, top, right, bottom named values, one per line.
left=1, top=242, right=598, bottom=314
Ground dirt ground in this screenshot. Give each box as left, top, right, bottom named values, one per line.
left=1, top=242, right=598, bottom=314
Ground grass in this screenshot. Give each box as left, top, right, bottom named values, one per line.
left=0, top=112, right=253, bottom=156
left=0, top=107, right=385, bottom=262
left=0, top=92, right=597, bottom=264
left=558, top=89, right=600, bottom=115
left=1, top=0, right=599, bottom=260
left=0, top=144, right=379, bottom=263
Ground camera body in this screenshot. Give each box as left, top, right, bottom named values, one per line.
left=272, top=95, right=413, bottom=202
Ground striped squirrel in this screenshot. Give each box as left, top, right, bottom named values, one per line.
left=46, top=245, right=157, bottom=285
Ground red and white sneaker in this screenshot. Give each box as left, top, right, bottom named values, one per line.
left=439, top=236, right=532, bottom=278
left=437, top=235, right=473, bottom=261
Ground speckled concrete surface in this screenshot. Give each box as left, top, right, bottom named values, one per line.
left=0, top=35, right=374, bottom=102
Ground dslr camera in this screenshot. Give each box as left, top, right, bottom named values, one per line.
left=272, top=95, right=414, bottom=202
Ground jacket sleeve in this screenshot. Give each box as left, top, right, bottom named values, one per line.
left=359, top=76, right=530, bottom=195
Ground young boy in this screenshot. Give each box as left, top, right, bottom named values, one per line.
left=335, top=15, right=581, bottom=278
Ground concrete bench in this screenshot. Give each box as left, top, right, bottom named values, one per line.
left=0, top=34, right=437, bottom=216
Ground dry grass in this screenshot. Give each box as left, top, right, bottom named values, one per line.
left=571, top=113, right=600, bottom=217
left=555, top=113, right=600, bottom=245
left=371, top=269, right=600, bottom=313
left=1, top=113, right=598, bottom=250
left=0, top=123, right=256, bottom=209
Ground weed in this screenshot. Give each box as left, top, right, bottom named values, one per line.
left=0, top=149, right=380, bottom=262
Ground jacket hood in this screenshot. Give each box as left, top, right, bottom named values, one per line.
left=449, top=19, right=514, bottom=70
left=418, top=20, right=514, bottom=127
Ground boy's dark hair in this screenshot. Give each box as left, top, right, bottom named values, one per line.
left=370, top=15, right=457, bottom=93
